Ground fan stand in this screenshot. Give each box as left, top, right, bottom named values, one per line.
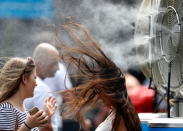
left=167, top=62, right=171, bottom=118
left=148, top=62, right=171, bottom=118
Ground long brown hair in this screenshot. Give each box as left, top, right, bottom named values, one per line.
left=55, top=18, right=142, bottom=131
left=0, top=57, right=35, bottom=102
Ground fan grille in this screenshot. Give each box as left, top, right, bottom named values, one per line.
left=134, top=0, right=183, bottom=96
left=157, top=0, right=183, bottom=94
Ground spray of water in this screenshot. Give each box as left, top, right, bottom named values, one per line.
left=0, top=0, right=143, bottom=71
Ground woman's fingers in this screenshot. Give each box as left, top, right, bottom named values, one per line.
left=44, top=98, right=47, bottom=102
left=47, top=96, right=52, bottom=102
left=50, top=97, right=55, bottom=104
left=43, top=96, right=57, bottom=117
left=44, top=98, right=47, bottom=104
left=37, top=111, right=46, bottom=121
left=52, top=99, right=57, bottom=107
left=54, top=105, right=58, bottom=111
left=47, top=96, right=57, bottom=107
left=35, top=110, right=43, bottom=117
left=39, top=116, right=49, bottom=126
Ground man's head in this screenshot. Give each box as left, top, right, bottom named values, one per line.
left=33, top=43, right=60, bottom=80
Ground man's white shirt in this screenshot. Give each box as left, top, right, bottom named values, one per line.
left=44, top=63, right=73, bottom=128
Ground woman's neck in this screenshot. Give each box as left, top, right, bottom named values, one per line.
left=5, top=90, right=25, bottom=111
left=111, top=104, right=117, bottom=112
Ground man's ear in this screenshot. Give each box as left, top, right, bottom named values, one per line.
left=35, top=60, right=42, bottom=69
left=22, top=74, right=27, bottom=84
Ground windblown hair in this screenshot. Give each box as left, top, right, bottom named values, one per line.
left=0, top=57, right=35, bottom=102
left=55, top=18, right=142, bottom=131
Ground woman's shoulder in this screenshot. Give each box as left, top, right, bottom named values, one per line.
left=0, top=102, right=17, bottom=123
left=0, top=102, right=14, bottom=110
left=95, top=120, right=113, bottom=131
left=0, top=102, right=16, bottom=116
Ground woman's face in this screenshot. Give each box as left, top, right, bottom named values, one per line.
left=96, top=89, right=114, bottom=109
left=26, top=68, right=37, bottom=97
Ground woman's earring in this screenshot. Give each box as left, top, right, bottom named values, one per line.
left=110, top=105, right=113, bottom=109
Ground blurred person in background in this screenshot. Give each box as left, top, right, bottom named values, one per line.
left=142, top=79, right=165, bottom=113
left=44, top=62, right=73, bottom=131
left=124, top=72, right=141, bottom=90
left=24, top=43, right=60, bottom=131
left=0, top=57, right=57, bottom=131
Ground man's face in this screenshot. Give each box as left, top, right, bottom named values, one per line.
left=43, top=56, right=60, bottom=78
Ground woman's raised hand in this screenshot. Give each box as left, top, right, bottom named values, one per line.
left=43, top=96, right=57, bottom=118
left=25, top=110, right=48, bottom=128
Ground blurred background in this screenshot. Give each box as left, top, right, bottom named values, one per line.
left=0, top=0, right=163, bottom=131
left=0, top=0, right=142, bottom=70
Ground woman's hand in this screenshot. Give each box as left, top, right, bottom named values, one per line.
left=43, top=96, right=57, bottom=119
left=25, top=110, right=48, bottom=128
